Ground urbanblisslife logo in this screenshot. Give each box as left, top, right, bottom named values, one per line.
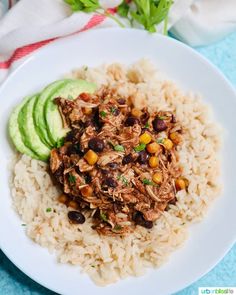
left=199, top=288, right=236, bottom=294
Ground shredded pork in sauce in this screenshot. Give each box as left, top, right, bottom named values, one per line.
left=50, top=87, right=187, bottom=235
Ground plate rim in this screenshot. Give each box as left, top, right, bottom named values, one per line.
left=0, top=27, right=236, bottom=295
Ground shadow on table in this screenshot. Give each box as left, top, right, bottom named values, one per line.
left=0, top=249, right=57, bottom=295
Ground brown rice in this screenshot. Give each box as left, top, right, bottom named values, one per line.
left=11, top=60, right=222, bottom=285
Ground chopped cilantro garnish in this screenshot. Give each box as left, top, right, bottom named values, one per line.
left=110, top=107, right=117, bottom=114
left=117, top=1, right=129, bottom=17
left=157, top=138, right=164, bottom=144
left=100, top=211, right=108, bottom=222
left=67, top=95, right=73, bottom=100
left=46, top=208, right=52, bottom=213
left=113, top=224, right=122, bottom=231
left=122, top=177, right=129, bottom=186
left=84, top=66, right=88, bottom=71
left=100, top=111, right=107, bottom=118
left=68, top=174, right=76, bottom=184
left=56, top=137, right=64, bottom=148
left=134, top=143, right=146, bottom=152
left=21, top=224, right=26, bottom=226
left=142, top=178, right=155, bottom=185
left=158, top=116, right=167, bottom=120
left=117, top=175, right=129, bottom=186
left=114, top=145, right=125, bottom=152
left=144, top=122, right=150, bottom=128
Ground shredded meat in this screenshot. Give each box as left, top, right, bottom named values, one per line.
left=49, top=88, right=187, bottom=235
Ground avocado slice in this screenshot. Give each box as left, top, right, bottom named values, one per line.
left=18, top=95, right=51, bottom=161
left=44, top=79, right=96, bottom=145
left=9, top=96, right=39, bottom=159
left=33, top=80, right=69, bottom=148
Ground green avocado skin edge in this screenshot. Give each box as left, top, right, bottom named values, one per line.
left=18, top=95, right=51, bottom=162
left=33, top=80, right=68, bottom=148
left=8, top=95, right=39, bottom=160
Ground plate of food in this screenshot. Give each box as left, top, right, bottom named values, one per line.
left=0, top=28, right=236, bottom=295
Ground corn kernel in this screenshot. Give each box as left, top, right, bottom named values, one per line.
left=175, top=178, right=186, bottom=191
left=139, top=132, right=152, bottom=144
left=84, top=149, right=98, bottom=165
left=131, top=108, right=142, bottom=117
left=58, top=194, right=68, bottom=204
left=68, top=200, right=78, bottom=209
left=147, top=142, right=161, bottom=154
left=163, top=138, right=173, bottom=150
left=82, top=107, right=92, bottom=115
left=81, top=186, right=93, bottom=198
left=170, top=132, right=182, bottom=145
left=152, top=172, right=163, bottom=184
left=149, top=156, right=159, bottom=168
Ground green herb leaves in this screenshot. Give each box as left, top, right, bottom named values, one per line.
left=114, top=144, right=125, bottom=152
left=68, top=174, right=76, bottom=184
left=100, top=211, right=108, bottom=222
left=117, top=1, right=129, bottom=17
left=100, top=110, right=107, bottom=118
left=46, top=208, right=52, bottom=212
left=142, top=178, right=156, bottom=186
left=113, top=224, right=122, bottom=231
left=134, top=143, right=146, bottom=152
left=64, top=0, right=100, bottom=12
left=110, top=107, right=117, bottom=114
left=117, top=175, right=129, bottom=186
left=118, top=0, right=173, bottom=32
left=64, top=0, right=173, bottom=33
left=156, top=138, right=164, bottom=144
left=144, top=122, right=150, bottom=128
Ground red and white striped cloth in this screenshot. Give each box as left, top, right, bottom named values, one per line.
left=0, top=0, right=236, bottom=84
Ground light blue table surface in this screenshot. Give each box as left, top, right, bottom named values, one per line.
left=0, top=32, right=236, bottom=295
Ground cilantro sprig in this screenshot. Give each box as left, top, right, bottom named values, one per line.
left=142, top=178, right=157, bottom=186
left=68, top=174, right=76, bottom=184
left=64, top=0, right=99, bottom=12
left=64, top=0, right=173, bottom=33
left=100, top=211, right=108, bottom=222
left=128, top=0, right=173, bottom=33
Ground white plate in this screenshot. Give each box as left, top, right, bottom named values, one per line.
left=0, top=28, right=236, bottom=295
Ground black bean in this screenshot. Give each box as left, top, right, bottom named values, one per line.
left=108, top=162, right=118, bottom=169
left=53, top=164, right=64, bottom=184
left=65, top=129, right=78, bottom=142
left=83, top=120, right=94, bottom=128
left=140, top=111, right=150, bottom=124
left=101, top=169, right=109, bottom=175
left=103, top=177, right=117, bottom=188
left=113, top=108, right=120, bottom=116
left=88, top=137, right=105, bottom=152
left=171, top=114, right=176, bottom=123
left=84, top=173, right=92, bottom=184
left=132, top=211, right=153, bottom=229
left=152, top=117, right=167, bottom=132
left=125, top=116, right=140, bottom=126
left=137, top=151, right=149, bottom=164
left=169, top=197, right=177, bottom=205
left=117, top=98, right=126, bottom=105
left=68, top=211, right=85, bottom=224
left=68, top=143, right=84, bottom=156
left=92, top=108, right=103, bottom=131
left=122, top=153, right=133, bottom=165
